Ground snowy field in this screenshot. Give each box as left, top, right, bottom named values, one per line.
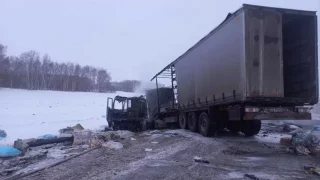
left=0, top=88, right=142, bottom=145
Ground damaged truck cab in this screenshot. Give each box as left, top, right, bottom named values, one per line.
left=106, top=95, right=147, bottom=131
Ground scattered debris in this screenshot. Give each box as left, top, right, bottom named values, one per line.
left=72, top=124, right=84, bottom=131
left=0, top=129, right=7, bottom=138
left=289, top=128, right=304, bottom=135
left=0, top=146, right=21, bottom=158
left=95, top=130, right=134, bottom=141
left=304, top=166, right=320, bottom=176
left=89, top=135, right=104, bottom=148
left=194, top=156, right=209, bottom=164
left=73, top=130, right=92, bottom=146
left=115, top=130, right=134, bottom=139
left=59, top=127, right=74, bottom=134
left=37, top=134, right=57, bottom=140
left=163, top=130, right=179, bottom=136
left=283, top=124, right=300, bottom=132
left=150, top=134, right=163, bottom=139
left=28, top=137, right=73, bottom=147
left=130, top=138, right=136, bottom=141
left=14, top=139, right=33, bottom=152
left=280, top=137, right=292, bottom=146
left=145, top=148, right=153, bottom=152
left=222, top=147, right=253, bottom=155
left=102, top=141, right=123, bottom=150
left=59, top=124, right=84, bottom=135
left=58, top=133, right=73, bottom=138
left=244, top=173, right=259, bottom=180
left=0, top=167, right=20, bottom=176
left=149, top=130, right=161, bottom=134
left=47, top=149, right=68, bottom=159
left=295, top=145, right=310, bottom=156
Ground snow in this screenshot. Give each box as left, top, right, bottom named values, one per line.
left=0, top=88, right=142, bottom=145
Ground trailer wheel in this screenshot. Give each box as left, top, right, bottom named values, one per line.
left=187, top=112, right=198, bottom=132
left=241, top=120, right=261, bottom=136
left=198, top=112, right=211, bottom=137
left=179, top=113, right=187, bottom=129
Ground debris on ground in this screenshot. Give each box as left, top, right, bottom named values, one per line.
left=0, top=124, right=125, bottom=177
left=294, top=145, right=310, bottom=155
left=116, top=130, right=134, bottom=139
left=280, top=137, right=292, bottom=146
left=283, top=124, right=301, bottom=132
left=89, top=135, right=104, bottom=148
left=59, top=127, right=73, bottom=134
left=102, top=141, right=123, bottom=150
left=304, top=166, right=320, bottom=176
left=151, top=141, right=159, bottom=144
left=14, top=139, right=34, bottom=152
left=59, top=124, right=84, bottom=135
left=73, top=130, right=92, bottom=146
left=0, top=129, right=7, bottom=138
left=194, top=156, right=209, bottom=164
left=58, top=133, right=73, bottom=138
left=279, top=128, right=320, bottom=156
left=222, top=147, right=253, bottom=155
left=0, top=146, right=21, bottom=158
left=72, top=124, right=84, bottom=131
left=47, top=149, right=68, bottom=159
left=145, top=148, right=152, bottom=152
left=244, top=173, right=259, bottom=180
left=95, top=130, right=135, bottom=141
left=149, top=130, right=162, bottom=134
left=163, top=130, right=179, bottom=136
left=37, top=134, right=57, bottom=140
left=131, top=138, right=136, bottom=141
left=27, top=136, right=73, bottom=147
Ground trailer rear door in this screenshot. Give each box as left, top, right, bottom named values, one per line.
left=245, top=8, right=284, bottom=98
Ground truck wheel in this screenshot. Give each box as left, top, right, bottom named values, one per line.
left=179, top=113, right=187, bottom=129
left=198, top=112, right=211, bottom=137
left=241, top=120, right=261, bottom=136
left=188, top=112, right=198, bottom=132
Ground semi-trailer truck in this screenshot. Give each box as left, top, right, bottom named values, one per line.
left=147, top=4, right=318, bottom=136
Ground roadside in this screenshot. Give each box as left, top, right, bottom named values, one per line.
left=15, top=122, right=320, bottom=180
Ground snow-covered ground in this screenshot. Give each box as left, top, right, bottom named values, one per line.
left=0, top=88, right=142, bottom=145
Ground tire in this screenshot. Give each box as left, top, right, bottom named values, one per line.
left=187, top=112, right=198, bottom=132
left=227, top=122, right=241, bottom=133
left=198, top=112, right=212, bottom=137
left=179, top=113, right=187, bottom=129
left=241, top=120, right=261, bottom=136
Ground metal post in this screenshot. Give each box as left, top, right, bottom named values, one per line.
left=170, top=66, right=175, bottom=109
left=156, top=77, right=160, bottom=113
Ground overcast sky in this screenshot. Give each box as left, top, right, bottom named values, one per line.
left=1, top=0, right=319, bottom=81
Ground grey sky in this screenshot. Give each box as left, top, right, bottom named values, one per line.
left=1, top=0, right=319, bottom=81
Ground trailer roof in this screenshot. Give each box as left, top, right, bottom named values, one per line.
left=150, top=4, right=316, bottom=81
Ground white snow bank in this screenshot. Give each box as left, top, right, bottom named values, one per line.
left=0, top=88, right=142, bottom=145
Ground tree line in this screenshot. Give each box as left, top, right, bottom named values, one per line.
left=0, top=44, right=139, bottom=92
